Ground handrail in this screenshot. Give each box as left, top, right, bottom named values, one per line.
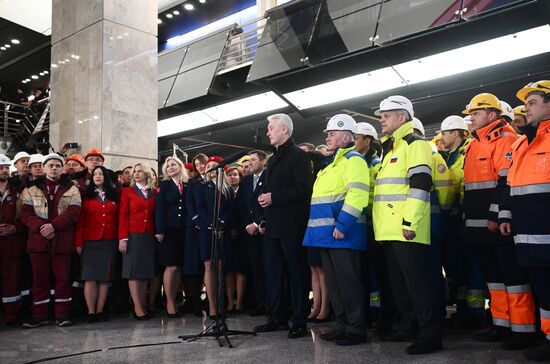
left=0, top=97, right=50, bottom=152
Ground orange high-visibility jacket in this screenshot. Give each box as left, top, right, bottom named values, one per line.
left=463, top=119, right=518, bottom=243
left=507, top=119, right=550, bottom=266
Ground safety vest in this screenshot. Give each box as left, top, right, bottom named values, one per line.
left=445, top=138, right=470, bottom=214
left=463, top=119, right=517, bottom=243
left=373, top=122, right=433, bottom=244
left=430, top=143, right=455, bottom=237
left=507, top=119, right=550, bottom=266
left=303, top=146, right=370, bottom=250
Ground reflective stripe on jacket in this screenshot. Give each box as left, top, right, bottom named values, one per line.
left=373, top=122, right=433, bottom=244
left=303, top=146, right=370, bottom=250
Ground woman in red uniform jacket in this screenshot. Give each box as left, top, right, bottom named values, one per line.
left=75, top=166, right=119, bottom=323
left=118, top=163, right=156, bottom=320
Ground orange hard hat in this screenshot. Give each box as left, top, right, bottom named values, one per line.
left=65, top=153, right=86, bottom=167
left=84, top=148, right=105, bottom=161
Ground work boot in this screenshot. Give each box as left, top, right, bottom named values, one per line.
left=501, top=332, right=538, bottom=350
left=524, top=340, right=550, bottom=361
left=473, top=325, right=510, bottom=342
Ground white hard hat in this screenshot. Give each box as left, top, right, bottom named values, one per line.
left=499, top=100, right=514, bottom=121
left=438, top=115, right=469, bottom=133
left=412, top=117, right=425, bottom=136
left=355, top=122, right=378, bottom=140
left=28, top=154, right=45, bottom=166
left=43, top=153, right=64, bottom=166
left=0, top=154, right=11, bottom=166
left=13, top=151, right=30, bottom=164
left=463, top=115, right=472, bottom=125
left=374, top=95, right=414, bottom=120
left=323, top=114, right=356, bottom=133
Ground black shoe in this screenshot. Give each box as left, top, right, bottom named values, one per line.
left=312, top=316, right=332, bottom=324
left=22, top=317, right=48, bottom=329
left=524, top=340, right=550, bottom=361
left=334, top=333, right=367, bottom=346
left=248, top=308, right=265, bottom=317
left=56, top=316, right=73, bottom=327
left=381, top=331, right=414, bottom=342
left=320, top=329, right=344, bottom=342
left=473, top=326, right=510, bottom=342
left=133, top=312, right=149, bottom=321
left=97, top=312, right=109, bottom=322
left=166, top=311, right=181, bottom=318
left=254, top=320, right=289, bottom=333
left=405, top=340, right=442, bottom=355
left=85, top=313, right=97, bottom=324
left=288, top=325, right=308, bottom=339
left=501, top=333, right=538, bottom=351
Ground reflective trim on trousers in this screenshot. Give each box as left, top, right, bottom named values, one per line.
left=487, top=282, right=506, bottom=291
left=50, top=289, right=55, bottom=295
left=499, top=210, right=512, bottom=219
left=511, top=323, right=536, bottom=333
left=33, top=298, right=50, bottom=305
left=311, top=193, right=346, bottom=204
left=373, top=194, right=407, bottom=202
left=514, top=234, right=550, bottom=245
left=55, top=298, right=72, bottom=303
left=466, top=219, right=488, bottom=228
left=498, top=169, right=509, bottom=177
left=342, top=203, right=362, bottom=218
left=2, top=295, right=22, bottom=303
left=493, top=317, right=511, bottom=327
left=20, top=290, right=30, bottom=296
left=308, top=218, right=336, bottom=227
left=466, top=290, right=486, bottom=308
left=510, top=183, right=550, bottom=196
left=408, top=188, right=430, bottom=202
left=489, top=203, right=499, bottom=213
left=346, top=182, right=371, bottom=192
left=72, top=281, right=84, bottom=288
left=375, top=177, right=408, bottom=185
left=541, top=308, right=550, bottom=319
left=408, top=165, right=432, bottom=178
left=507, top=284, right=532, bottom=294
left=465, top=181, right=497, bottom=191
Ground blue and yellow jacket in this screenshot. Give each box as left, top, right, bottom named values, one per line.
left=303, top=145, right=371, bottom=250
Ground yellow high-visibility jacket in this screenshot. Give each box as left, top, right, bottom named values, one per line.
left=373, top=122, right=433, bottom=244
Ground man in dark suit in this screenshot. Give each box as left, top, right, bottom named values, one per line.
left=254, top=113, right=313, bottom=339
left=237, top=150, right=268, bottom=316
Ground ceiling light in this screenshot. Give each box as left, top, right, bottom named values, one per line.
left=39, top=72, right=44, bottom=76
left=284, top=67, right=404, bottom=110
left=0, top=47, right=5, bottom=50
left=158, top=111, right=214, bottom=137
left=11, top=39, right=20, bottom=44
left=4, top=44, right=10, bottom=48
left=43, top=70, right=49, bottom=74
left=31, top=75, right=39, bottom=79
left=51, top=64, right=57, bottom=68
left=184, top=3, right=194, bottom=10
left=64, top=58, right=69, bottom=62
left=25, top=78, right=30, bottom=82
left=15, top=119, right=20, bottom=123
left=173, top=10, right=180, bottom=15
left=199, top=0, right=206, bottom=3
left=166, top=13, right=173, bottom=18
left=22, top=80, right=27, bottom=84
left=157, top=18, right=162, bottom=24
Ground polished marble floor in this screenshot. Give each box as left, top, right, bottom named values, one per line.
left=0, top=314, right=530, bottom=363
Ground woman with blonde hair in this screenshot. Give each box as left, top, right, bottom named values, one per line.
left=155, top=156, right=189, bottom=317
left=197, top=156, right=235, bottom=318
left=119, top=163, right=157, bottom=320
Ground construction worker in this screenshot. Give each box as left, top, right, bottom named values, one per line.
left=373, top=95, right=443, bottom=355
left=438, top=116, right=485, bottom=329
left=303, top=114, right=370, bottom=345
left=355, top=122, right=395, bottom=336
left=512, top=105, right=527, bottom=135
left=504, top=80, right=550, bottom=360
left=462, top=93, right=536, bottom=349
left=499, top=100, right=515, bottom=123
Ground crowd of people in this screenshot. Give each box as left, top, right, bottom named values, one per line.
left=0, top=80, right=549, bottom=361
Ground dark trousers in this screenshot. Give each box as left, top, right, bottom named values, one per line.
left=367, top=241, right=397, bottom=332
left=264, top=238, right=307, bottom=326
left=110, top=251, right=130, bottom=311
left=529, top=267, right=550, bottom=340
left=384, top=241, right=444, bottom=342
left=29, top=252, right=72, bottom=320
left=321, top=248, right=366, bottom=335
left=0, top=253, right=22, bottom=322
left=246, top=234, right=266, bottom=311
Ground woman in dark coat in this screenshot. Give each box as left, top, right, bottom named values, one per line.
left=75, top=166, right=119, bottom=323
left=155, top=156, right=188, bottom=317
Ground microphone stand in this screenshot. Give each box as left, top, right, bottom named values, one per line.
left=179, top=166, right=256, bottom=348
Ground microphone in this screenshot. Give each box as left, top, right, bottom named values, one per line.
left=206, top=150, right=248, bottom=173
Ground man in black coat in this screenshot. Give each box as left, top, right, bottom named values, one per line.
left=237, top=150, right=268, bottom=316
left=254, top=113, right=313, bottom=339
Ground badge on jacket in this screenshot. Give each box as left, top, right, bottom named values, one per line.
left=390, top=157, right=398, bottom=163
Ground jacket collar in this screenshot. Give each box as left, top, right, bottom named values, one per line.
left=471, top=119, right=507, bottom=141
left=519, top=119, right=550, bottom=144
left=386, top=121, right=413, bottom=142
left=271, top=137, right=294, bottom=156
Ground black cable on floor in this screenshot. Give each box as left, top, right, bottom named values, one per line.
left=24, top=340, right=183, bottom=363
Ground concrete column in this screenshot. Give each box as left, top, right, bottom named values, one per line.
left=49, top=0, right=158, bottom=170
left=257, top=0, right=277, bottom=18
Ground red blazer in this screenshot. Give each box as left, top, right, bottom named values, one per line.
left=75, top=196, right=119, bottom=249
left=118, top=186, right=155, bottom=240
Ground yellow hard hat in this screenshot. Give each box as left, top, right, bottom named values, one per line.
left=513, top=105, right=526, bottom=116
left=432, top=133, right=442, bottom=144
left=238, top=155, right=250, bottom=164
left=463, top=93, right=502, bottom=114
left=516, top=80, right=550, bottom=102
